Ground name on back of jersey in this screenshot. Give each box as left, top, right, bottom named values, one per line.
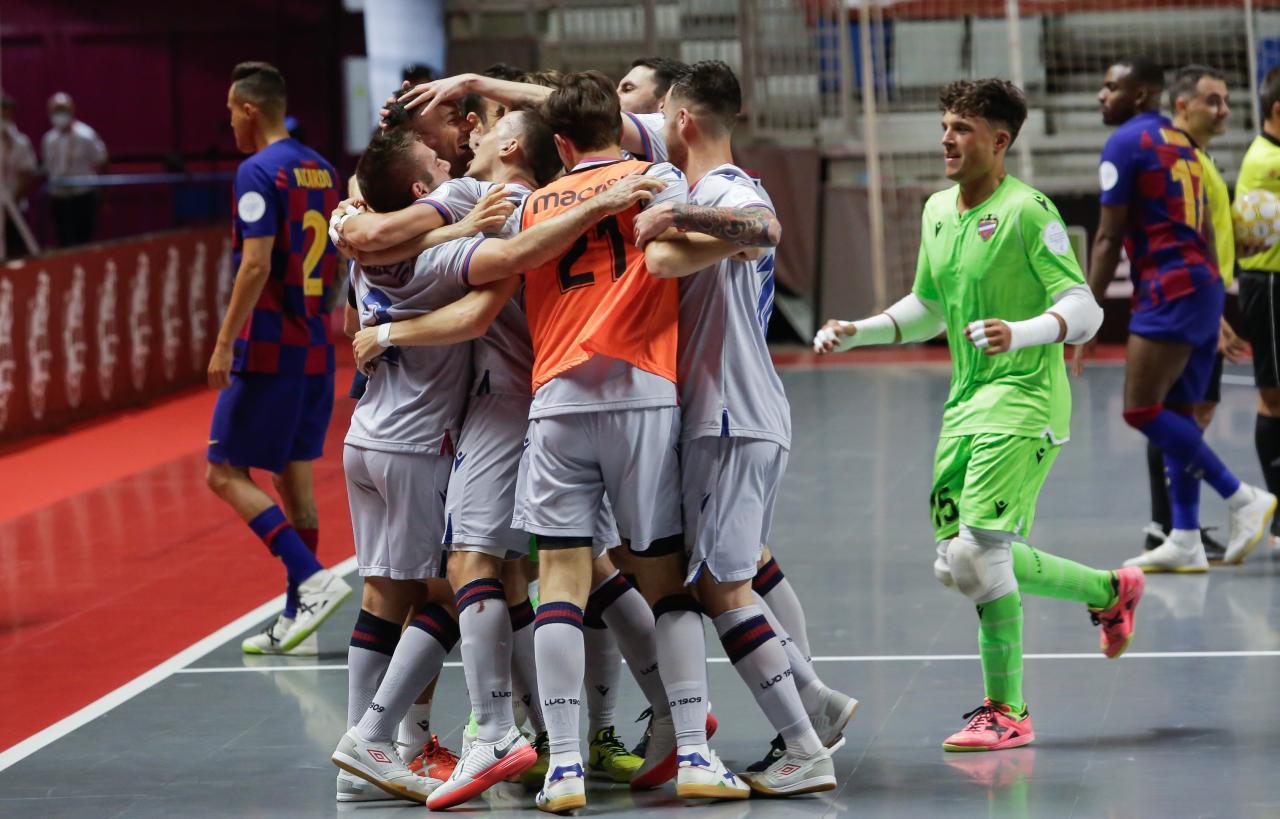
left=292, top=167, right=336, bottom=189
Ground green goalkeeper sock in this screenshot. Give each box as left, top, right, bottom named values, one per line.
left=1012, top=541, right=1115, bottom=610
left=976, top=591, right=1024, bottom=712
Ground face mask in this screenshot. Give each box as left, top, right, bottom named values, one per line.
left=51, top=112, right=71, bottom=129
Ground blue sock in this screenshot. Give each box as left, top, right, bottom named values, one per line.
left=248, top=506, right=324, bottom=585
left=1164, top=453, right=1202, bottom=531
left=284, top=583, right=299, bottom=619
left=1126, top=406, right=1241, bottom=500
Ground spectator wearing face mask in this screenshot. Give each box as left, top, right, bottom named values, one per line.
left=41, top=91, right=108, bottom=247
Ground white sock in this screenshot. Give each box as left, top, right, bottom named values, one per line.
left=1227, top=484, right=1255, bottom=510
left=584, top=625, right=621, bottom=736
left=534, top=603, right=586, bottom=756
left=346, top=610, right=401, bottom=729
left=753, top=557, right=813, bottom=659
left=756, top=593, right=829, bottom=712
left=399, top=702, right=434, bottom=756
left=591, top=572, right=671, bottom=718
left=355, top=605, right=456, bottom=744
left=653, top=596, right=708, bottom=747
left=456, top=578, right=515, bottom=742
left=509, top=599, right=546, bottom=734
left=714, top=605, right=822, bottom=755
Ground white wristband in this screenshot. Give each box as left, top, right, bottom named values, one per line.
left=376, top=323, right=392, bottom=348
left=1005, top=313, right=1062, bottom=352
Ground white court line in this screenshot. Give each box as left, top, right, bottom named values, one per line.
left=173, top=648, right=1280, bottom=674
left=0, top=556, right=360, bottom=773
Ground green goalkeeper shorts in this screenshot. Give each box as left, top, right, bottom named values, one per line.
left=928, top=432, right=1061, bottom=543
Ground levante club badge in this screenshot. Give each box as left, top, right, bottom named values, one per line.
left=977, top=214, right=998, bottom=241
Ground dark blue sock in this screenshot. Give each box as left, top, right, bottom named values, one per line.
left=249, top=506, right=324, bottom=585
left=1126, top=406, right=1241, bottom=500
left=1164, top=453, right=1202, bottom=531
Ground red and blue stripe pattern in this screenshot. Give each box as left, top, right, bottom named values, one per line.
left=508, top=599, right=535, bottom=631
left=752, top=556, right=785, bottom=595
left=719, top=613, right=776, bottom=665
left=535, top=601, right=584, bottom=631
left=350, top=609, right=401, bottom=656
left=410, top=603, right=460, bottom=651
left=454, top=578, right=505, bottom=614
left=248, top=505, right=290, bottom=553
left=584, top=572, right=633, bottom=628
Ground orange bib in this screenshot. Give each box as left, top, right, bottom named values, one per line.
left=520, top=159, right=678, bottom=392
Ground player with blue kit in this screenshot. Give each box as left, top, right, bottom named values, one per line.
left=1086, top=56, right=1275, bottom=572
left=205, top=61, right=352, bottom=654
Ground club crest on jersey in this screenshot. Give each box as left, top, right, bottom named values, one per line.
left=977, top=215, right=998, bottom=241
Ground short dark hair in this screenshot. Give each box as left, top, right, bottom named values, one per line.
left=1116, top=56, right=1165, bottom=92
left=230, top=62, right=287, bottom=120
left=522, top=69, right=563, bottom=90
left=668, top=60, right=740, bottom=131
left=484, top=63, right=526, bottom=82
left=631, top=57, right=688, bottom=99
left=1168, top=64, right=1227, bottom=110
left=938, top=78, right=1028, bottom=146
left=507, top=109, right=564, bottom=186
left=1262, top=67, right=1280, bottom=122
left=356, top=128, right=436, bottom=214
left=542, top=71, right=622, bottom=152
left=402, top=63, right=435, bottom=84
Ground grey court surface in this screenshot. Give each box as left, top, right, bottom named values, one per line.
left=4, top=361, right=1280, bottom=819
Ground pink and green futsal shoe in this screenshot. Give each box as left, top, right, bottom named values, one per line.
left=942, top=700, right=1034, bottom=752
left=1091, top=566, right=1145, bottom=659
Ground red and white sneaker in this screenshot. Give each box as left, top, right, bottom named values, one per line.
left=630, top=711, right=720, bottom=791
left=1091, top=567, right=1145, bottom=659
left=941, top=700, right=1034, bottom=752
left=426, top=725, right=537, bottom=810
left=408, top=734, right=460, bottom=782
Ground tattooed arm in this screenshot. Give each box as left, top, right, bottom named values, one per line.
left=633, top=202, right=781, bottom=248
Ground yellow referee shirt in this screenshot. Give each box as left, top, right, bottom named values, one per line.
left=1235, top=132, right=1280, bottom=275
left=1198, top=147, right=1234, bottom=287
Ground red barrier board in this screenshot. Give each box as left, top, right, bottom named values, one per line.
left=0, top=227, right=233, bottom=443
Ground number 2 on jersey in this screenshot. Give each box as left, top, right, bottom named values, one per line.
left=557, top=216, right=627, bottom=292
left=301, top=210, right=328, bottom=296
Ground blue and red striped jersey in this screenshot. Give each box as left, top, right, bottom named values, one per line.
left=231, top=137, right=341, bottom=375
left=1098, top=111, right=1219, bottom=312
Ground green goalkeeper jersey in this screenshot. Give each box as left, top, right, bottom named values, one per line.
left=912, top=174, right=1085, bottom=443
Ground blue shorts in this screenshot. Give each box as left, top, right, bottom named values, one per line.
left=1129, top=287, right=1223, bottom=407
left=208, top=371, right=335, bottom=473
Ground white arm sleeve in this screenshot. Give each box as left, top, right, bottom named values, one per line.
left=815, top=293, right=945, bottom=352
left=1002, top=284, right=1102, bottom=351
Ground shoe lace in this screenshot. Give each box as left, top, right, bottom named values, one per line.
left=427, top=736, right=458, bottom=765
left=595, top=728, right=630, bottom=759
left=633, top=707, right=653, bottom=725
left=960, top=704, right=1000, bottom=731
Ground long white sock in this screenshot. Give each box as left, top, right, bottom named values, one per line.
left=714, top=605, right=821, bottom=755
left=534, top=602, right=586, bottom=758
left=653, top=594, right=708, bottom=748
left=456, top=578, right=515, bottom=742
left=399, top=701, right=433, bottom=758
left=752, top=556, right=812, bottom=659
left=346, top=609, right=401, bottom=729
left=584, top=626, right=621, bottom=736
left=356, top=604, right=457, bottom=743
left=509, top=599, right=546, bottom=733
left=590, top=572, right=671, bottom=718
left=756, top=592, right=828, bottom=713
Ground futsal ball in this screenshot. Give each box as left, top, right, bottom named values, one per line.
left=1233, top=189, right=1280, bottom=251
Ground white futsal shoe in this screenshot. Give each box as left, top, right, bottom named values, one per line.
left=535, top=758, right=587, bottom=814
left=332, top=727, right=443, bottom=804
left=427, top=725, right=537, bottom=810
left=740, top=745, right=836, bottom=796
left=281, top=570, right=352, bottom=651
left=809, top=687, right=858, bottom=749
left=675, top=748, right=750, bottom=800
left=241, top=615, right=318, bottom=655
left=1124, top=532, right=1208, bottom=573
left=1225, top=484, right=1278, bottom=564
left=335, top=770, right=395, bottom=802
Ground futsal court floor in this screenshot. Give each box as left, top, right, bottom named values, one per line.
left=3, top=351, right=1279, bottom=818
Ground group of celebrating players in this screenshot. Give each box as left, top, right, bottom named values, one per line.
left=200, top=47, right=1280, bottom=815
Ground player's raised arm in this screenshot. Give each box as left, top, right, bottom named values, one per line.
left=209, top=235, right=273, bottom=389
left=465, top=174, right=666, bottom=285
left=339, top=202, right=447, bottom=251
left=352, top=189, right=516, bottom=267
left=351, top=278, right=520, bottom=372
left=399, top=74, right=552, bottom=121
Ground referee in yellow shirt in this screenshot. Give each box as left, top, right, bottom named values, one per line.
left=1237, top=66, right=1280, bottom=543
left=1141, top=65, right=1248, bottom=561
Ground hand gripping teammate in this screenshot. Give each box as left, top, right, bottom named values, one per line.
left=1087, top=58, right=1276, bottom=571
left=817, top=79, right=1145, bottom=752
left=205, top=62, right=352, bottom=656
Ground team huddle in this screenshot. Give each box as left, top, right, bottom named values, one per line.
left=202, top=52, right=1279, bottom=815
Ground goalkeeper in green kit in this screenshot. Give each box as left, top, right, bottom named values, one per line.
left=816, top=79, right=1145, bottom=752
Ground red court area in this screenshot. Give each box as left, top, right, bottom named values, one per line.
left=0, top=369, right=359, bottom=751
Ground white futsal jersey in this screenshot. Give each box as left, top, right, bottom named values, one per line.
left=677, top=164, right=790, bottom=448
